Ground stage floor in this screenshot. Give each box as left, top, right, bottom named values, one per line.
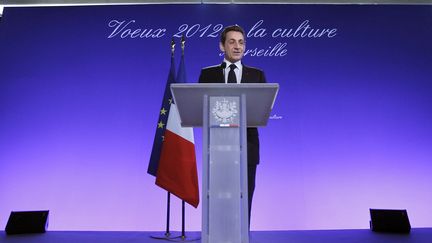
left=1, top=228, right=431, bottom=243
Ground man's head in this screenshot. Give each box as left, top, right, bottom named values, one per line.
left=220, top=25, right=246, bottom=63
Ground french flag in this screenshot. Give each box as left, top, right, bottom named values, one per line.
left=155, top=54, right=199, bottom=208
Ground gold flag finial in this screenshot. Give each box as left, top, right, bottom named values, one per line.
left=181, top=35, right=185, bottom=55
left=171, top=37, right=175, bottom=56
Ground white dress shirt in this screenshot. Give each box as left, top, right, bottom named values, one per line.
left=223, top=59, right=243, bottom=84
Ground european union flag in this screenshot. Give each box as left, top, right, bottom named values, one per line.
left=147, top=54, right=176, bottom=176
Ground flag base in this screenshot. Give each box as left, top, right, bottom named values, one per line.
left=150, top=232, right=179, bottom=240
left=165, top=231, right=201, bottom=242
left=150, top=231, right=200, bottom=242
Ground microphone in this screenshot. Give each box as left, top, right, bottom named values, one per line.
left=221, top=62, right=226, bottom=79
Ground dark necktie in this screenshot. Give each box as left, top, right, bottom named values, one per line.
left=228, top=64, right=237, bottom=83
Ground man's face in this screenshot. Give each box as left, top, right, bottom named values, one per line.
left=220, top=31, right=245, bottom=63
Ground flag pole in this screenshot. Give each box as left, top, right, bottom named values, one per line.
left=150, top=38, right=177, bottom=241
left=165, top=38, right=176, bottom=239
left=165, top=38, right=177, bottom=238
left=180, top=36, right=186, bottom=240
left=166, top=192, right=171, bottom=237
left=181, top=200, right=186, bottom=239
left=173, top=35, right=200, bottom=242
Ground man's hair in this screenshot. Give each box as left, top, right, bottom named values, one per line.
left=220, top=25, right=245, bottom=44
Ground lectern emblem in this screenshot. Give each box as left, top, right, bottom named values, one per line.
left=212, top=99, right=238, bottom=123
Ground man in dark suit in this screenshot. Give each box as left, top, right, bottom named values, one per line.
left=198, top=25, right=266, bottom=226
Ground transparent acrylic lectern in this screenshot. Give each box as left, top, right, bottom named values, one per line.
left=171, top=83, right=279, bottom=243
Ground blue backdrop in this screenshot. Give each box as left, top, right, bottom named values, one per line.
left=0, top=4, right=431, bottom=231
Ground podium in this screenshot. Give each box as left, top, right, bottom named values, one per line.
left=171, top=83, right=279, bottom=243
